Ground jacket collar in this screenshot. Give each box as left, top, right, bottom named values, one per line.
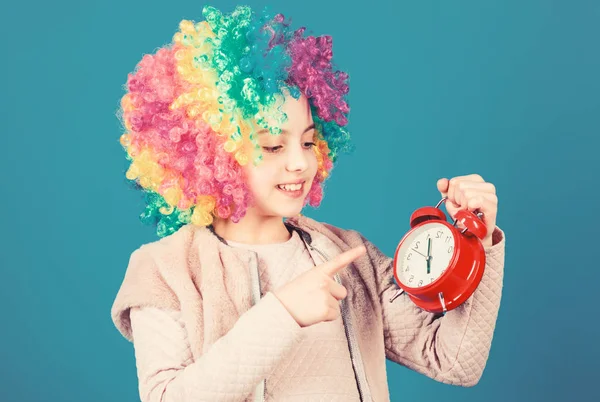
left=205, top=216, right=314, bottom=248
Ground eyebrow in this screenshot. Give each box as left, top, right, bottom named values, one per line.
left=257, top=123, right=315, bottom=136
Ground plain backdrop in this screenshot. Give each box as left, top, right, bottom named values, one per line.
left=1, top=1, right=598, bottom=401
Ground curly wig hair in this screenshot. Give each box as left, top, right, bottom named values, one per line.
left=117, top=5, right=354, bottom=237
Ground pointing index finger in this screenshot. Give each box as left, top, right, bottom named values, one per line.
left=319, top=245, right=367, bottom=277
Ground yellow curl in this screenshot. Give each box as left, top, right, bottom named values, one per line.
left=314, top=131, right=331, bottom=181
left=125, top=148, right=165, bottom=192
left=191, top=195, right=217, bottom=226
left=163, top=186, right=182, bottom=207
left=178, top=20, right=196, bottom=36
left=235, top=149, right=249, bottom=165
left=121, top=94, right=135, bottom=113
left=223, top=140, right=237, bottom=153
left=120, top=133, right=131, bottom=148
left=124, top=145, right=198, bottom=213
left=159, top=205, right=174, bottom=215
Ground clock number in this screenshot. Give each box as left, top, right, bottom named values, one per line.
left=418, top=279, right=423, bottom=286
left=415, top=241, right=420, bottom=249
left=430, top=277, right=435, bottom=283
left=409, top=275, right=414, bottom=283
left=448, top=246, right=453, bottom=254
left=404, top=265, right=410, bottom=272
left=436, top=230, right=443, bottom=238
left=407, top=252, right=412, bottom=260
left=445, top=235, right=452, bottom=243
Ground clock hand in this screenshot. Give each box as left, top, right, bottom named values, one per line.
left=411, top=248, right=428, bottom=259
left=426, top=237, right=432, bottom=274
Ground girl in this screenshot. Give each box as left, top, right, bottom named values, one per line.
left=111, top=5, right=506, bottom=402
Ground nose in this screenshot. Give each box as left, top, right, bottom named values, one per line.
left=285, top=144, right=309, bottom=173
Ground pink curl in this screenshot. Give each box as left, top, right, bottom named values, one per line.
left=122, top=45, right=253, bottom=221
left=286, top=28, right=350, bottom=126
left=306, top=180, right=324, bottom=207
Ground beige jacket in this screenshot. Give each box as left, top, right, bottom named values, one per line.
left=111, top=214, right=506, bottom=401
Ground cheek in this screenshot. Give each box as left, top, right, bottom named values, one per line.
left=245, top=165, right=276, bottom=194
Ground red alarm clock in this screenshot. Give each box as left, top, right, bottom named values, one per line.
left=389, top=197, right=487, bottom=314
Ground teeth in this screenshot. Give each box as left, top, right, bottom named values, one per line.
left=278, top=183, right=303, bottom=191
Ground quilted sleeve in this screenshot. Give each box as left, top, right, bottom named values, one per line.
left=129, top=291, right=304, bottom=402
left=367, top=226, right=505, bottom=387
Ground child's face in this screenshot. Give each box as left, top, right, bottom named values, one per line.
left=242, top=93, right=318, bottom=219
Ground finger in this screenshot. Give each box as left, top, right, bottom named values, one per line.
left=466, top=195, right=498, bottom=220
left=449, top=178, right=491, bottom=208
left=458, top=195, right=497, bottom=235
left=324, top=299, right=341, bottom=321
left=327, top=280, right=348, bottom=300
left=324, top=307, right=339, bottom=322
left=455, top=182, right=497, bottom=209
left=449, top=173, right=485, bottom=184
left=447, top=184, right=461, bottom=209
left=319, top=245, right=366, bottom=277
left=437, top=178, right=450, bottom=196
left=453, top=191, right=497, bottom=222
left=328, top=294, right=341, bottom=310
left=462, top=189, right=498, bottom=209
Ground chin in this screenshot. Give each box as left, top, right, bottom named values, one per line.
left=270, top=203, right=305, bottom=219
left=262, top=196, right=307, bottom=218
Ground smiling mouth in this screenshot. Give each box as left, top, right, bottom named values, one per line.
left=276, top=181, right=306, bottom=193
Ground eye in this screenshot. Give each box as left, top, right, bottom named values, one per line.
left=262, top=146, right=282, bottom=153
left=303, top=142, right=316, bottom=149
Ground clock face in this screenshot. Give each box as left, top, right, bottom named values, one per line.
left=395, top=222, right=456, bottom=288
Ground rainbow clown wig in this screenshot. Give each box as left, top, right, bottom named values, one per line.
left=117, top=5, right=354, bottom=237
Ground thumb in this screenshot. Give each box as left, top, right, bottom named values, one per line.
left=437, top=178, right=449, bottom=197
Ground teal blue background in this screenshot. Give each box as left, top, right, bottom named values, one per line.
left=1, top=0, right=598, bottom=401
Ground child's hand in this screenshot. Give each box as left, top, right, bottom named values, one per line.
left=437, top=174, right=498, bottom=247
left=272, top=245, right=367, bottom=328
